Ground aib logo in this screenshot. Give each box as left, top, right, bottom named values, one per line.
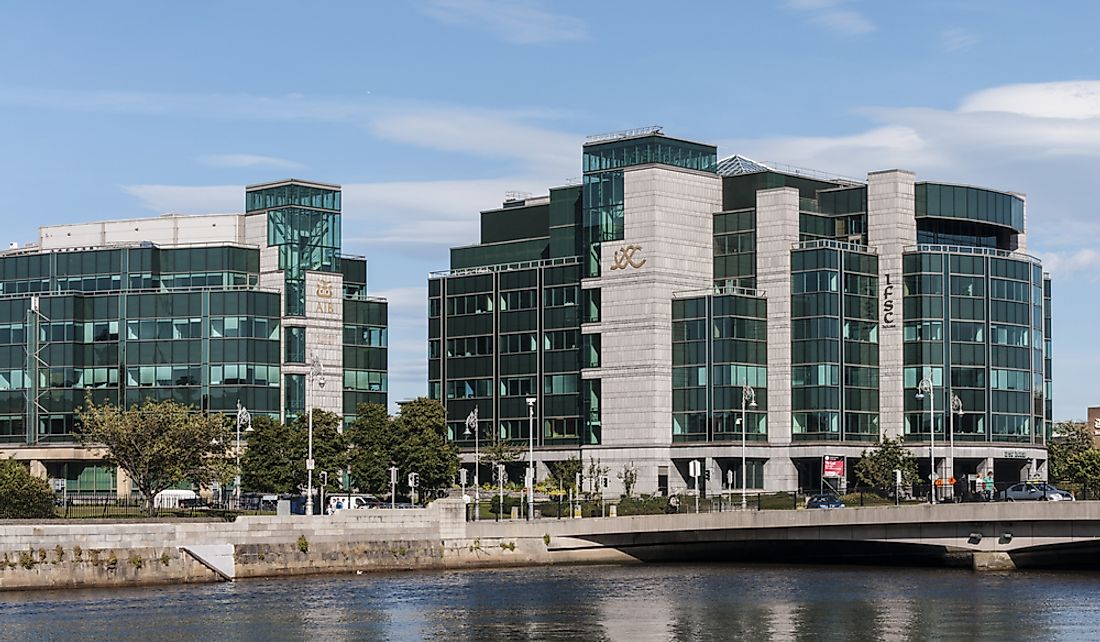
left=611, top=244, right=646, bottom=270
left=315, top=280, right=335, bottom=315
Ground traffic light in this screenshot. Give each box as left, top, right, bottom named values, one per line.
left=704, top=469, right=711, bottom=481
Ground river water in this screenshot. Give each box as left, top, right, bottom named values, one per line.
left=3, top=563, right=1100, bottom=641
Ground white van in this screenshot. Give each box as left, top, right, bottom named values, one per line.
left=327, top=494, right=381, bottom=512
left=154, top=489, right=198, bottom=509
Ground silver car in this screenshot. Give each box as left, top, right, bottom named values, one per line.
left=998, top=482, right=1074, bottom=502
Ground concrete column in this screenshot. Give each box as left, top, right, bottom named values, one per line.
left=28, top=459, right=47, bottom=479
left=756, top=187, right=800, bottom=492
left=866, top=170, right=917, bottom=441
left=117, top=467, right=133, bottom=498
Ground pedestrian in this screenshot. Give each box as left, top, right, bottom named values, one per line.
left=666, top=494, right=680, bottom=514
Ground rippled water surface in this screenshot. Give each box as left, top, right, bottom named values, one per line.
left=3, top=564, right=1100, bottom=641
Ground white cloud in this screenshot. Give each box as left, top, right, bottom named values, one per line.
left=419, top=0, right=586, bottom=44
left=960, top=81, right=1100, bottom=119
left=199, top=154, right=305, bottom=170
left=368, top=109, right=577, bottom=177
left=785, top=0, right=875, bottom=35
left=1036, top=249, right=1100, bottom=279
left=122, top=184, right=241, bottom=214
left=0, top=85, right=581, bottom=179
left=941, top=27, right=979, bottom=52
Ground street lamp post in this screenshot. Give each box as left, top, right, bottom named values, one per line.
left=949, top=393, right=963, bottom=501
left=305, top=354, right=325, bottom=517
left=741, top=384, right=758, bottom=511
left=464, top=407, right=480, bottom=522
left=916, top=376, right=935, bottom=505
left=526, top=397, right=536, bottom=521
left=235, top=400, right=253, bottom=507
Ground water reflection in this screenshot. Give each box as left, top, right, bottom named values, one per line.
left=2, top=564, right=1097, bottom=641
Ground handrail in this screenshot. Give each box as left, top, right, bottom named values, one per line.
left=793, top=239, right=877, bottom=254
left=904, top=244, right=1042, bottom=264
left=429, top=256, right=581, bottom=278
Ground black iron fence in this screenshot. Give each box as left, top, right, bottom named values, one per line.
left=52, top=495, right=274, bottom=520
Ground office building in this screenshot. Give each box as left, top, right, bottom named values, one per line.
left=429, top=127, right=1051, bottom=495
left=0, top=179, right=387, bottom=495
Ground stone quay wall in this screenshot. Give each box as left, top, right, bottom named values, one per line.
left=0, top=500, right=621, bottom=591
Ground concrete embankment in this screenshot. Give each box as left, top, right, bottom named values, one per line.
left=0, top=500, right=625, bottom=591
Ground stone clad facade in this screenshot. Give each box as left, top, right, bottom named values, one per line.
left=429, top=128, right=1053, bottom=497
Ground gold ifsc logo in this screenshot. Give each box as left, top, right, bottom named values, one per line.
left=610, top=244, right=646, bottom=270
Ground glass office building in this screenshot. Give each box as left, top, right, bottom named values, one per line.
left=429, top=128, right=1052, bottom=495
left=0, top=179, right=387, bottom=495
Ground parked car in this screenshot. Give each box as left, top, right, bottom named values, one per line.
left=806, top=493, right=845, bottom=509
left=997, top=482, right=1074, bottom=502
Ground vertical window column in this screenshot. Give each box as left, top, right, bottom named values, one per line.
left=285, top=326, right=306, bottom=363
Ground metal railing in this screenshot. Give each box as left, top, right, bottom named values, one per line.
left=904, top=244, right=1043, bottom=265
left=429, top=256, right=581, bottom=279
left=51, top=495, right=273, bottom=520
left=794, top=238, right=877, bottom=254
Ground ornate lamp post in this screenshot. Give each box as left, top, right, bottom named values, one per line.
left=526, top=397, right=536, bottom=521
left=949, top=393, right=963, bottom=501
left=916, top=376, right=936, bottom=505
left=305, top=354, right=325, bottom=516
left=235, top=400, right=253, bottom=507
left=464, top=407, right=479, bottom=521
left=741, top=384, right=758, bottom=510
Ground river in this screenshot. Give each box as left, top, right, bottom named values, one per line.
left=2, top=563, right=1099, bottom=641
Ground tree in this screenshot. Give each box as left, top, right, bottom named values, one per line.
left=240, top=415, right=298, bottom=494
left=617, top=462, right=639, bottom=498
left=343, top=402, right=393, bottom=495
left=76, top=398, right=230, bottom=515
left=854, top=437, right=918, bottom=496
left=0, top=458, right=55, bottom=519
left=242, top=410, right=347, bottom=495
left=1048, top=420, right=1091, bottom=483
left=479, top=437, right=523, bottom=487
left=547, top=456, right=583, bottom=493
left=586, top=457, right=610, bottom=496
left=1065, top=449, right=1100, bottom=490
left=347, top=398, right=458, bottom=501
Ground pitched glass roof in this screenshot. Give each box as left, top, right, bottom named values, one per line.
left=715, top=155, right=771, bottom=176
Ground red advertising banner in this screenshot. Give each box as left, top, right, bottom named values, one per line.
left=823, top=455, right=845, bottom=478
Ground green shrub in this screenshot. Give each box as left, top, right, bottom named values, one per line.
left=0, top=459, right=56, bottom=519
left=129, top=555, right=143, bottom=569
left=19, top=551, right=34, bottom=570
left=297, top=535, right=309, bottom=554
left=73, top=545, right=82, bottom=561
left=160, top=552, right=170, bottom=566
left=54, top=545, right=65, bottom=563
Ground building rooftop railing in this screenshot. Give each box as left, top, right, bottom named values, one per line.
left=3, top=239, right=263, bottom=258
left=761, top=160, right=864, bottom=186
left=674, top=284, right=767, bottom=299
left=585, top=125, right=663, bottom=145
left=0, top=283, right=275, bottom=301
left=793, top=239, right=877, bottom=254
left=904, top=244, right=1042, bottom=264
left=429, top=256, right=580, bottom=279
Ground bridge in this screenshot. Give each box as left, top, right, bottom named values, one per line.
left=465, top=502, right=1100, bottom=571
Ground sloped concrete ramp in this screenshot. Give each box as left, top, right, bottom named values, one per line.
left=181, top=544, right=235, bottom=581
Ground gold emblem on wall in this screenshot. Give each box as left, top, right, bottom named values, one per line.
left=315, top=279, right=335, bottom=315
left=611, top=244, right=646, bottom=270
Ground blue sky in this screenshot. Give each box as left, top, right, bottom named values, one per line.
left=2, top=1, right=1099, bottom=420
